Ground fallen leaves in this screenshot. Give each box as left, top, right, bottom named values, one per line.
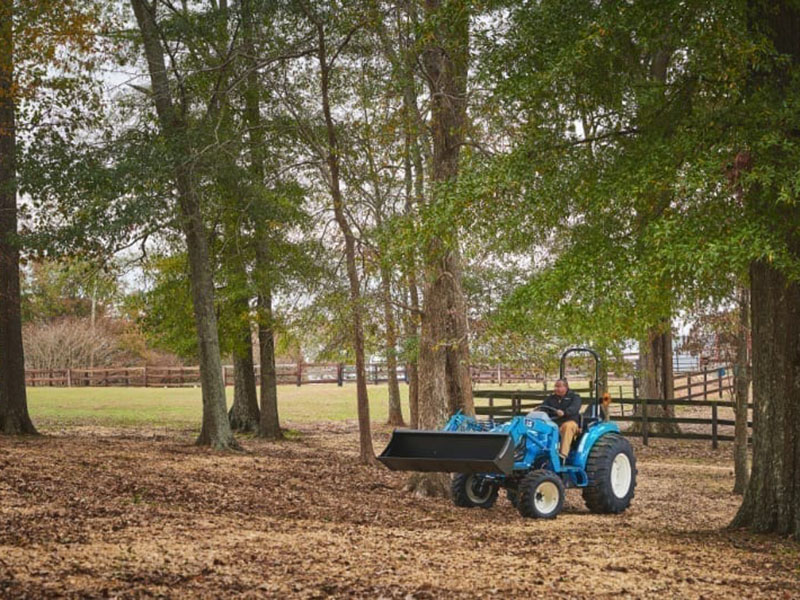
left=0, top=423, right=798, bottom=598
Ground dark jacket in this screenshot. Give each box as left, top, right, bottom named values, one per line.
left=543, top=390, right=582, bottom=425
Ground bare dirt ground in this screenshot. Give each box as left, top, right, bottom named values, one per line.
left=1, top=423, right=798, bottom=599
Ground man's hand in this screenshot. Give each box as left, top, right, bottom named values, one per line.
left=556, top=409, right=564, bottom=417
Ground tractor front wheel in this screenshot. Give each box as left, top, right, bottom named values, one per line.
left=517, top=469, right=565, bottom=519
left=582, top=433, right=637, bottom=514
left=451, top=473, right=498, bottom=509
left=506, top=487, right=519, bottom=509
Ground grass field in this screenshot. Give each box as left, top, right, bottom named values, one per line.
left=25, top=384, right=412, bottom=429
left=25, top=379, right=639, bottom=431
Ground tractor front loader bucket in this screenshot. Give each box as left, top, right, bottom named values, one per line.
left=378, top=430, right=515, bottom=474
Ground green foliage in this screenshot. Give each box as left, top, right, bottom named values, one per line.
left=21, top=258, right=122, bottom=323
left=459, top=0, right=800, bottom=350
left=127, top=254, right=197, bottom=361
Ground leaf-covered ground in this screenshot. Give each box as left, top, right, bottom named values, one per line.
left=1, top=423, right=798, bottom=599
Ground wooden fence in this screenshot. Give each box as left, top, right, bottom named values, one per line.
left=671, top=366, right=733, bottom=400
left=25, top=364, right=567, bottom=388
left=470, top=366, right=546, bottom=385
left=24, top=362, right=735, bottom=399
left=473, top=376, right=748, bottom=449
left=23, top=363, right=412, bottom=388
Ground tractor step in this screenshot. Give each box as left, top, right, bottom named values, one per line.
left=378, top=430, right=515, bottom=474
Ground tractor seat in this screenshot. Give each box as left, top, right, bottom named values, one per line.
left=579, top=403, right=601, bottom=433
left=569, top=406, right=599, bottom=451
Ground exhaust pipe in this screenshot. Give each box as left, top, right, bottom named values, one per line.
left=378, top=430, right=515, bottom=474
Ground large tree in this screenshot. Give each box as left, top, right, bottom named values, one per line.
left=297, top=0, right=377, bottom=464
left=0, top=0, right=35, bottom=435
left=1, top=0, right=101, bottom=434
left=731, top=0, right=800, bottom=539
left=130, top=0, right=236, bottom=449
left=408, top=0, right=475, bottom=496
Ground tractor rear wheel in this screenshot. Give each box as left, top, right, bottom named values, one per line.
left=451, top=473, right=498, bottom=509
left=517, top=469, right=565, bottom=519
left=582, top=433, right=637, bottom=513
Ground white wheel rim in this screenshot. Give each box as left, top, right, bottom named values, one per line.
left=465, top=476, right=493, bottom=504
left=534, top=481, right=559, bottom=515
left=611, top=453, right=632, bottom=498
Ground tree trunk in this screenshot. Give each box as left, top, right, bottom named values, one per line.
left=238, top=0, right=281, bottom=441
left=408, top=0, right=473, bottom=496
left=0, top=0, right=36, bottom=435
left=228, top=316, right=260, bottom=433
left=733, top=286, right=751, bottom=494
left=257, top=283, right=282, bottom=440
left=131, top=0, right=236, bottom=450
left=633, top=325, right=679, bottom=434
left=308, top=13, right=375, bottom=464
left=731, top=260, right=800, bottom=537
left=391, top=0, right=424, bottom=432
left=381, top=263, right=405, bottom=426
left=401, top=12, right=422, bottom=431
left=404, top=273, right=421, bottom=429
left=731, top=1, right=800, bottom=538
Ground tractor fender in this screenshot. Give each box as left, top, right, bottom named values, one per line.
left=573, top=422, right=621, bottom=471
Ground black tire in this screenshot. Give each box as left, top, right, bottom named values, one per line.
left=451, top=473, right=498, bottom=509
left=506, top=487, right=519, bottom=509
left=582, top=433, right=637, bottom=514
left=517, top=469, right=565, bottom=519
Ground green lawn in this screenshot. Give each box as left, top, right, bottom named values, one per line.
left=26, top=384, right=411, bottom=429
left=25, top=379, right=635, bottom=430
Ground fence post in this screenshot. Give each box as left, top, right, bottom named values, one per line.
left=337, top=363, right=344, bottom=387
left=687, top=374, right=692, bottom=400
left=703, top=369, right=708, bottom=401
left=144, top=365, right=148, bottom=387
left=373, top=363, right=379, bottom=385
left=66, top=368, right=72, bottom=388
left=403, top=364, right=408, bottom=384
left=712, top=402, right=718, bottom=449
left=296, top=363, right=302, bottom=387
left=633, top=379, right=648, bottom=445
left=641, top=397, right=649, bottom=446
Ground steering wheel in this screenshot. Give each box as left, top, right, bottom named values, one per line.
left=535, top=405, right=560, bottom=416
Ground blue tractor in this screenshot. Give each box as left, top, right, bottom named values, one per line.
left=378, top=348, right=637, bottom=519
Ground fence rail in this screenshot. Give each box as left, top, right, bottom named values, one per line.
left=672, top=366, right=733, bottom=400
left=473, top=383, right=749, bottom=449
left=21, top=364, right=579, bottom=388
left=23, top=363, right=412, bottom=388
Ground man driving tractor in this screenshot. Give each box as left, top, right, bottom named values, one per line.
left=543, top=379, right=581, bottom=461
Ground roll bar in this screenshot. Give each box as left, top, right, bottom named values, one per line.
left=559, top=347, right=602, bottom=412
